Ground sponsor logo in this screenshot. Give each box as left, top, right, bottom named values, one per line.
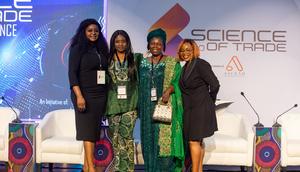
left=224, top=56, right=245, bottom=77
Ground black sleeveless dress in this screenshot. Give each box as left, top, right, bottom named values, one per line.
left=68, top=44, right=108, bottom=142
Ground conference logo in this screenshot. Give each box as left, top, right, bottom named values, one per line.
left=191, top=29, right=287, bottom=53
left=0, top=0, right=33, bottom=37
left=224, top=56, right=245, bottom=77
left=148, top=3, right=190, bottom=56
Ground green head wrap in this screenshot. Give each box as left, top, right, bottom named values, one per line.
left=147, top=28, right=166, bottom=51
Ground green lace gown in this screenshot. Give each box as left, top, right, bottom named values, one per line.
left=138, top=56, right=184, bottom=172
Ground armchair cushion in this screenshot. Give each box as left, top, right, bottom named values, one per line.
left=287, top=139, right=300, bottom=157
left=42, top=136, right=83, bottom=154
left=205, top=133, right=248, bottom=153
left=282, top=114, right=300, bottom=140
left=216, top=113, right=244, bottom=137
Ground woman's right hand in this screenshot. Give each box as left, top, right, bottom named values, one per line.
left=76, top=96, right=86, bottom=112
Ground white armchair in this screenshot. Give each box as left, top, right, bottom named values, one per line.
left=203, top=110, right=255, bottom=171
left=278, top=113, right=300, bottom=171
left=0, top=107, right=19, bottom=162
left=35, top=109, right=84, bottom=166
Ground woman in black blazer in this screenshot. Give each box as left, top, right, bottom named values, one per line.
left=178, top=39, right=220, bottom=172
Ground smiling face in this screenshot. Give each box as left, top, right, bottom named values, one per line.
left=179, top=42, right=194, bottom=61
left=85, top=24, right=99, bottom=42
left=114, top=34, right=127, bottom=53
left=149, top=37, right=164, bottom=56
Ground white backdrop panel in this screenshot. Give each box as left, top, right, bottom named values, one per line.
left=108, top=0, right=300, bottom=128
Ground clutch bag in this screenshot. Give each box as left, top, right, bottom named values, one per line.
left=152, top=98, right=172, bottom=123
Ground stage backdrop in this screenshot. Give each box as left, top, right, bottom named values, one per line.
left=0, top=0, right=106, bottom=119
left=107, top=0, right=300, bottom=141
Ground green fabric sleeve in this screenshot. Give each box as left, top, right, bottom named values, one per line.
left=134, top=53, right=143, bottom=70
left=170, top=62, right=185, bottom=171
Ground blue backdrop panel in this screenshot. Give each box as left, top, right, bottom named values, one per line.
left=0, top=0, right=106, bottom=119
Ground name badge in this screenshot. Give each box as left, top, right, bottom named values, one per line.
left=151, top=87, right=157, bottom=101
left=97, top=70, right=105, bottom=84
left=117, top=85, right=127, bottom=99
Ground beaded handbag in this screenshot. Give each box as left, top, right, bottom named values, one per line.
left=152, top=98, right=172, bottom=123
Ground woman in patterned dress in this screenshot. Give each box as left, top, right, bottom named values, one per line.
left=106, top=30, right=138, bottom=172
left=137, top=28, right=185, bottom=172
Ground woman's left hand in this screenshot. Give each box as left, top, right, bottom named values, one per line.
left=162, top=90, right=171, bottom=103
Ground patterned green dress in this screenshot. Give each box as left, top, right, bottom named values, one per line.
left=137, top=54, right=184, bottom=172
left=106, top=58, right=138, bottom=172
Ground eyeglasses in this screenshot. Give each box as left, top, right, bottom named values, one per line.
left=179, top=49, right=193, bottom=53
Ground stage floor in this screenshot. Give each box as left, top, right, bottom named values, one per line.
left=0, top=164, right=243, bottom=172
left=1, top=163, right=300, bottom=172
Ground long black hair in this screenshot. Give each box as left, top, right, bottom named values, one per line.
left=109, top=30, right=137, bottom=81
left=70, top=18, right=108, bottom=57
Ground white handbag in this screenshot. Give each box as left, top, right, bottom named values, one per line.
left=152, top=98, right=172, bottom=123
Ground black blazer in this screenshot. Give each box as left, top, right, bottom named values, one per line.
left=180, top=58, right=220, bottom=107
left=179, top=58, right=220, bottom=139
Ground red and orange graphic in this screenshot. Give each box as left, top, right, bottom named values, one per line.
left=149, top=3, right=190, bottom=56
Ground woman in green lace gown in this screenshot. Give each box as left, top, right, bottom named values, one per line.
left=137, top=28, right=184, bottom=172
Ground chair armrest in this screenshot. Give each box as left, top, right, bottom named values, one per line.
left=280, top=125, right=288, bottom=166
left=246, top=129, right=255, bottom=166
left=238, top=114, right=254, bottom=140
left=36, top=113, right=55, bottom=141
left=36, top=113, right=55, bottom=163
left=239, top=114, right=255, bottom=166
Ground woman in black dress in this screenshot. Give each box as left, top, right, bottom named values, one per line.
left=178, top=39, right=220, bottom=172
left=68, top=18, right=108, bottom=172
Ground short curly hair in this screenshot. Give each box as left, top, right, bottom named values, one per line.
left=177, top=39, right=200, bottom=61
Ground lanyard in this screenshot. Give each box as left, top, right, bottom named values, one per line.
left=151, top=55, right=163, bottom=86
left=95, top=51, right=102, bottom=69
left=115, top=52, right=126, bottom=68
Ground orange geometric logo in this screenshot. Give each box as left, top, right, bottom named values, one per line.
left=148, top=3, right=190, bottom=56
left=226, top=56, right=243, bottom=72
